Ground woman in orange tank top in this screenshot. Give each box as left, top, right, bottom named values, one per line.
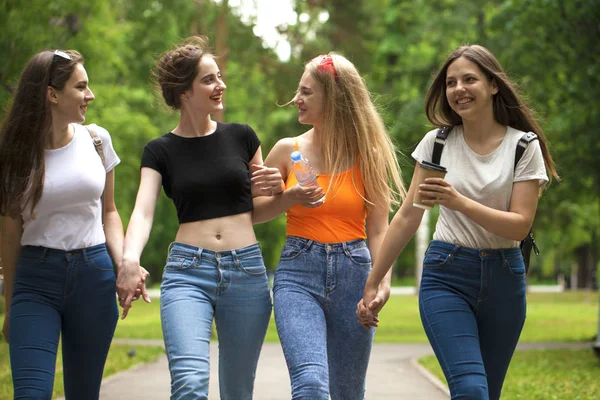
left=252, top=53, right=406, bottom=400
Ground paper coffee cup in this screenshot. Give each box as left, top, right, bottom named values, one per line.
left=412, top=161, right=448, bottom=210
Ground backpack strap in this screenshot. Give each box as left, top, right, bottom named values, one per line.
left=514, top=132, right=538, bottom=171
left=85, top=125, right=106, bottom=227
left=431, top=126, right=451, bottom=165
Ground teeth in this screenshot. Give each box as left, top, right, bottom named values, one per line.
left=457, top=99, right=472, bottom=104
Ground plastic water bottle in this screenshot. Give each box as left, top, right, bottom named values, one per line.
left=290, top=150, right=325, bottom=205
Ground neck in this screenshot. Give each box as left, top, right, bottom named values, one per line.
left=47, top=120, right=73, bottom=149
left=461, top=113, right=503, bottom=141
left=175, top=111, right=215, bottom=137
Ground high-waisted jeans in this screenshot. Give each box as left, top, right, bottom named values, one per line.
left=273, top=236, right=374, bottom=400
left=9, top=243, right=118, bottom=400
left=419, top=240, right=527, bottom=400
left=159, top=241, right=272, bottom=400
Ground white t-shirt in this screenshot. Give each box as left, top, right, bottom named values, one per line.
left=21, top=124, right=120, bottom=250
left=412, top=125, right=548, bottom=249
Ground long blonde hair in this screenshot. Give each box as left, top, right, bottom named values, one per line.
left=304, top=53, right=406, bottom=210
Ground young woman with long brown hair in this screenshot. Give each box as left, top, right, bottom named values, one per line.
left=359, top=44, right=558, bottom=400
left=0, top=49, right=127, bottom=399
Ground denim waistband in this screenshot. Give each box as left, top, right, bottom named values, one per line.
left=167, top=241, right=261, bottom=262
left=428, top=240, right=522, bottom=260
left=285, top=235, right=367, bottom=254
left=21, top=243, right=107, bottom=261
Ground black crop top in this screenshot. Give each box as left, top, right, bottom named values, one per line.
left=141, top=122, right=261, bottom=223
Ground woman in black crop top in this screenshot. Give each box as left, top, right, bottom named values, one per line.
left=119, top=36, right=284, bottom=399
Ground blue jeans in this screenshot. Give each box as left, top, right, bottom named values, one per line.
left=9, top=243, right=118, bottom=400
left=273, top=236, right=374, bottom=400
left=419, top=240, right=527, bottom=400
left=160, top=242, right=272, bottom=400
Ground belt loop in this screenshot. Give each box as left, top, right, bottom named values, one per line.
left=449, top=244, right=460, bottom=262
left=196, top=248, right=203, bottom=262
left=40, top=247, right=48, bottom=263
left=500, top=249, right=508, bottom=267
left=231, top=249, right=239, bottom=266
left=82, top=247, right=88, bottom=262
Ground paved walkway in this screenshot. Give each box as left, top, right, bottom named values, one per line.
left=82, top=340, right=593, bottom=400
left=95, top=342, right=447, bottom=400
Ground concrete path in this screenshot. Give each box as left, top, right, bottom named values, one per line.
left=96, top=342, right=448, bottom=400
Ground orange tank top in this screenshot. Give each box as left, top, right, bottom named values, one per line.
left=285, top=139, right=367, bottom=243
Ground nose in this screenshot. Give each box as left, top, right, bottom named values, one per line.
left=217, top=77, right=227, bottom=91
left=293, top=94, right=302, bottom=106
left=86, top=88, right=95, bottom=101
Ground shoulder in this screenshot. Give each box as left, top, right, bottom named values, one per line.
left=218, top=122, right=254, bottom=134
left=145, top=133, right=173, bottom=149
left=264, top=137, right=296, bottom=168
left=81, top=123, right=111, bottom=142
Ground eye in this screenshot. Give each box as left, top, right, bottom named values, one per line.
left=466, top=76, right=476, bottom=82
left=446, top=80, right=456, bottom=87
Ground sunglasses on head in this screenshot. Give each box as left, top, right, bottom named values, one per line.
left=53, top=49, right=72, bottom=62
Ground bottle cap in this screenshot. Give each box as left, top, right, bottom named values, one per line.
left=290, top=151, right=302, bottom=162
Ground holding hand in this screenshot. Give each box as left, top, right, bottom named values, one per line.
left=356, top=282, right=390, bottom=329
left=250, top=164, right=285, bottom=196
left=290, top=183, right=325, bottom=208
left=117, top=259, right=151, bottom=319
left=418, top=177, right=466, bottom=211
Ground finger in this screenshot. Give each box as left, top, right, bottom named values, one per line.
left=368, top=298, right=381, bottom=310
left=141, top=283, right=151, bottom=303
left=121, top=294, right=135, bottom=319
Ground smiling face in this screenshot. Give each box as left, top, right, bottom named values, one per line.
left=445, top=56, right=498, bottom=122
left=293, top=71, right=325, bottom=128
left=181, top=56, right=226, bottom=115
left=52, top=63, right=94, bottom=124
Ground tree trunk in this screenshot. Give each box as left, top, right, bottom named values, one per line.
left=575, top=241, right=597, bottom=290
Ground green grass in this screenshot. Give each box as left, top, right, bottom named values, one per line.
left=419, top=348, right=600, bottom=399
left=0, top=342, right=163, bottom=400
left=111, top=291, right=599, bottom=344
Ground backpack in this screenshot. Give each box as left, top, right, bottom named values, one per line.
left=431, top=127, right=540, bottom=272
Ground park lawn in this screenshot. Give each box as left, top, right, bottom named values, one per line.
left=419, top=348, right=600, bottom=399
left=112, top=291, right=598, bottom=344
left=0, top=342, right=163, bottom=399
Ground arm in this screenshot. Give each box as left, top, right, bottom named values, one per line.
left=359, top=198, right=393, bottom=327
left=102, top=169, right=124, bottom=269
left=252, top=138, right=323, bottom=224
left=118, top=167, right=162, bottom=318
left=419, top=178, right=539, bottom=241
left=362, top=164, right=426, bottom=309
left=248, top=146, right=285, bottom=197
left=1, top=215, right=23, bottom=342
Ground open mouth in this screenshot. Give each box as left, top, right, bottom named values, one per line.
left=210, top=94, right=223, bottom=101
left=457, top=98, right=473, bottom=105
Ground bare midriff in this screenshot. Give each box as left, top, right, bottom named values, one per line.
left=174, top=211, right=257, bottom=251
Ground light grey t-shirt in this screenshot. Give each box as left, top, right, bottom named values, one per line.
left=21, top=124, right=120, bottom=250
left=412, top=125, right=548, bottom=249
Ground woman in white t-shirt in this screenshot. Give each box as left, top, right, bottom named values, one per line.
left=358, top=45, right=559, bottom=399
left=0, top=49, right=139, bottom=399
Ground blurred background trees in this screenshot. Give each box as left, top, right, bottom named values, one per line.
left=0, top=0, right=598, bottom=288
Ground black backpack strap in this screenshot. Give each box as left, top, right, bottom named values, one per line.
left=514, top=132, right=538, bottom=171
left=431, top=126, right=451, bottom=165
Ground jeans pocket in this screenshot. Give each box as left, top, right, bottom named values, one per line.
left=88, top=251, right=115, bottom=272
left=239, top=253, right=267, bottom=276
left=505, top=256, right=526, bottom=277
left=280, top=241, right=310, bottom=261
left=345, top=245, right=372, bottom=268
left=164, top=252, right=196, bottom=271
left=423, top=249, right=450, bottom=269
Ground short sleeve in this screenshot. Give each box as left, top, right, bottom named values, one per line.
left=411, top=129, right=438, bottom=164
left=90, top=124, right=120, bottom=172
left=141, top=142, right=164, bottom=177
left=514, top=138, right=549, bottom=186
left=245, top=124, right=261, bottom=161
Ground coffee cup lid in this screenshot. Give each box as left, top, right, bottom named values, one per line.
left=421, top=160, right=447, bottom=173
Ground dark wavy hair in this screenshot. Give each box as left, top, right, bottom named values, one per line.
left=153, top=36, right=213, bottom=110
left=425, top=44, right=559, bottom=183
left=0, top=49, right=83, bottom=217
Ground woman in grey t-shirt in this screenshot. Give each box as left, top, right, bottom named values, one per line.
left=359, top=45, right=559, bottom=399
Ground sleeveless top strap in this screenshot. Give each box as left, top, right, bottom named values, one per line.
left=294, top=137, right=299, bottom=151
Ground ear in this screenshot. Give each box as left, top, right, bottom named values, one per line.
left=47, top=86, right=59, bottom=104
left=491, top=79, right=499, bottom=95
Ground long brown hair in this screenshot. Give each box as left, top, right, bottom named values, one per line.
left=0, top=49, right=83, bottom=217
left=303, top=53, right=406, bottom=210
left=425, top=44, right=559, bottom=183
